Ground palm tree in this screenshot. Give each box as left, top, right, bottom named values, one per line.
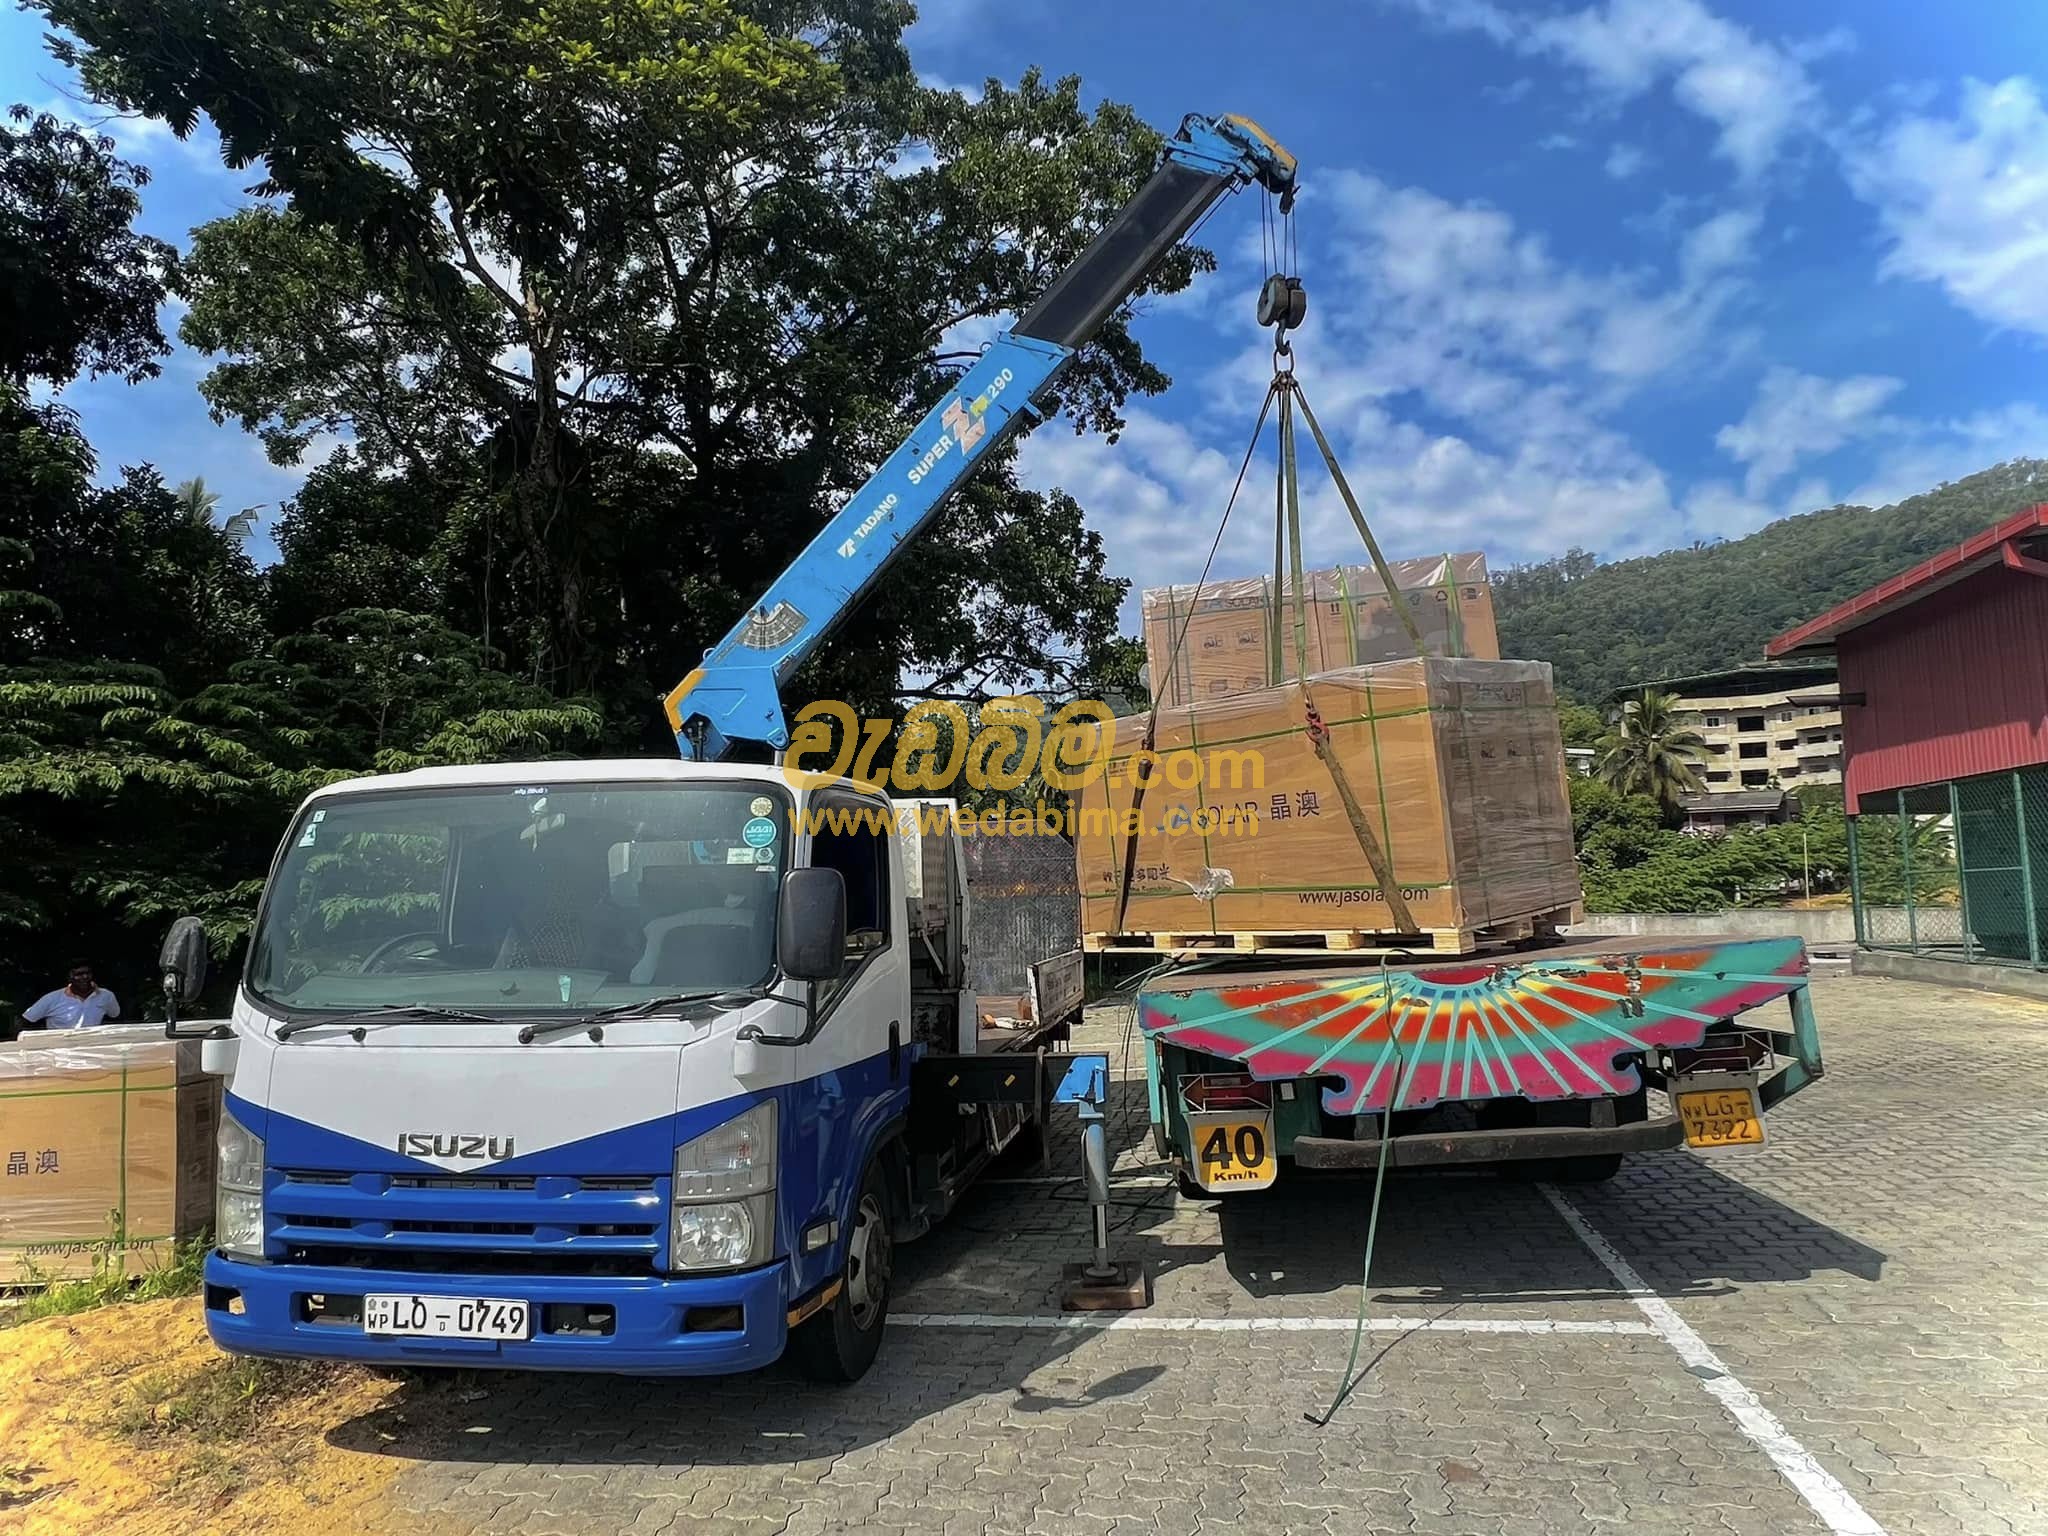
left=1596, top=688, right=1707, bottom=811
left=172, top=477, right=261, bottom=547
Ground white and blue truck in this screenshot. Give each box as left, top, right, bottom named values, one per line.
left=158, top=112, right=1303, bottom=1380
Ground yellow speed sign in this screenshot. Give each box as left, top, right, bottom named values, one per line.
left=1193, top=1114, right=1276, bottom=1191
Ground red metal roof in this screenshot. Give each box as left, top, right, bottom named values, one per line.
left=1767, top=502, right=2048, bottom=657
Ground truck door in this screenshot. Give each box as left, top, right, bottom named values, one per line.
left=788, top=794, right=908, bottom=1287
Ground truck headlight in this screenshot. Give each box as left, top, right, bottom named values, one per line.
left=670, top=1100, right=775, bottom=1272
left=216, top=1111, right=265, bottom=1259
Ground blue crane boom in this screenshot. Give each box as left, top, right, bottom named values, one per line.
left=664, top=113, right=1298, bottom=761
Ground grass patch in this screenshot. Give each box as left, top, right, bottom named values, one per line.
left=111, top=1356, right=330, bottom=1443
left=4, top=1235, right=208, bottom=1327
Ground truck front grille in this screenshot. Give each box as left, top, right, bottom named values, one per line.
left=270, top=1169, right=667, bottom=1276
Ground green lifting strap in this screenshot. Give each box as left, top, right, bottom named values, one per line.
left=1111, top=381, right=1280, bottom=940
left=1277, top=377, right=1420, bottom=936
left=1293, top=383, right=1428, bottom=654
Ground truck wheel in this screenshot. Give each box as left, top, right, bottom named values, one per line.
left=1499, top=1087, right=1644, bottom=1185
left=1541, top=1151, right=1624, bottom=1184
left=792, top=1160, right=893, bottom=1383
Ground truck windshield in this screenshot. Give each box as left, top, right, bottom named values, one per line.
left=245, top=781, right=790, bottom=1016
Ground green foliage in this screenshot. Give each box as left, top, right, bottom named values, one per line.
left=0, top=105, right=175, bottom=386
left=1496, top=460, right=2048, bottom=699
left=5, top=1233, right=208, bottom=1326
left=1556, top=700, right=1606, bottom=749
left=46, top=0, right=1182, bottom=713
left=1595, top=688, right=1706, bottom=811
left=1573, top=778, right=1855, bottom=912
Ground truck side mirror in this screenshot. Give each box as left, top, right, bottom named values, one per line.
left=160, top=916, right=209, bottom=1004
left=778, top=868, right=846, bottom=982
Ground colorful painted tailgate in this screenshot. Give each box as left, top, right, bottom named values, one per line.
left=1138, top=935, right=1823, bottom=1190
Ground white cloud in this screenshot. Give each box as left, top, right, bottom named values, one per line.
left=1604, top=143, right=1650, bottom=179
left=1536, top=132, right=1580, bottom=152
left=1396, top=0, right=1826, bottom=179
left=1325, top=171, right=1755, bottom=386
left=1019, top=167, right=1782, bottom=600
left=1841, top=76, right=2048, bottom=340
left=1679, top=206, right=1760, bottom=283
left=1715, top=366, right=1904, bottom=495
left=1839, top=403, right=2048, bottom=512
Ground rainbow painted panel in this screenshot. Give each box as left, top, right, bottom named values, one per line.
left=1138, top=938, right=1809, bottom=1115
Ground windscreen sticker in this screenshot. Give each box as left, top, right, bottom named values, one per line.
left=755, top=845, right=776, bottom=864
left=310, top=809, right=326, bottom=823
left=727, top=847, right=756, bottom=864
left=741, top=816, right=778, bottom=848
left=297, top=824, right=318, bottom=847
left=750, top=796, right=773, bottom=817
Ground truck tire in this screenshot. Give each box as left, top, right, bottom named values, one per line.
left=792, top=1159, right=893, bottom=1383
left=1497, top=1087, right=1644, bottom=1186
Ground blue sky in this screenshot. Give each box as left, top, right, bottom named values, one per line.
left=8, top=0, right=2048, bottom=598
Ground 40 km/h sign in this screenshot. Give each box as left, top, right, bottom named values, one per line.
left=1193, top=1111, right=1276, bottom=1192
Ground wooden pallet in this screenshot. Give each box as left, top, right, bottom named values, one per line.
left=1083, top=903, right=1581, bottom=960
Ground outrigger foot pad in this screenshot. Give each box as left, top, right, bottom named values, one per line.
left=1060, top=1260, right=1150, bottom=1311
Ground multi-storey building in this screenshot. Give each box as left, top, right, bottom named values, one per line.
left=1610, top=663, right=1843, bottom=792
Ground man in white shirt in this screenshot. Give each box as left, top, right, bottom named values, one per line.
left=15, top=962, right=121, bottom=1036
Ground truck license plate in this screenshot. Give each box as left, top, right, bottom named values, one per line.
left=1675, top=1082, right=1765, bottom=1148
left=1194, top=1113, right=1276, bottom=1191
left=364, top=1293, right=531, bottom=1340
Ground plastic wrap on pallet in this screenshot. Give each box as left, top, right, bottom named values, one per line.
left=1140, top=552, right=1499, bottom=708
left=1071, top=657, right=1580, bottom=942
left=0, top=1025, right=219, bottom=1281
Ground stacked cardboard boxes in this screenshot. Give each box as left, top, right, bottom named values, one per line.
left=1073, top=657, right=1580, bottom=944
left=0, top=1026, right=222, bottom=1281
left=1141, top=552, right=1499, bottom=708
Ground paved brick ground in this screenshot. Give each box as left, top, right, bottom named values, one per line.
left=349, top=974, right=2045, bottom=1535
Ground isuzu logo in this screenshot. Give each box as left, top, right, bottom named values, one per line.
left=398, top=1132, right=515, bottom=1160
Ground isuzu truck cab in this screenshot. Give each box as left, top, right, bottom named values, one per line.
left=185, top=760, right=1072, bottom=1380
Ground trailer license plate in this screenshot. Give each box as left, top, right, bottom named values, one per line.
left=364, top=1294, right=531, bottom=1340
left=1676, top=1086, right=1765, bottom=1148
left=1194, top=1114, right=1275, bottom=1191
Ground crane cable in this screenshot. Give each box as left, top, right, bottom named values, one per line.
left=1109, top=382, right=1279, bottom=940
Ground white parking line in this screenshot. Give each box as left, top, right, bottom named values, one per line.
left=1541, top=1184, right=1888, bottom=1536
left=891, top=1313, right=1656, bottom=1335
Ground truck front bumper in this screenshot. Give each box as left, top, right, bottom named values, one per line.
left=203, top=1252, right=795, bottom=1375
left=1292, top=1114, right=1685, bottom=1170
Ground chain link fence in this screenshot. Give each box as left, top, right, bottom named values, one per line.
left=959, top=829, right=1079, bottom=996
left=1851, top=766, right=2048, bottom=967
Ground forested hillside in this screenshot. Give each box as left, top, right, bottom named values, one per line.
left=1495, top=460, right=2048, bottom=699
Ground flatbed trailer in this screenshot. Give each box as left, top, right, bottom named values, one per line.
left=1135, top=934, right=1823, bottom=1192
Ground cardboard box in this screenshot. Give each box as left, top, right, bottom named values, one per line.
left=0, top=1026, right=221, bottom=1281
left=1074, top=657, right=1580, bottom=941
left=1141, top=552, right=1500, bottom=708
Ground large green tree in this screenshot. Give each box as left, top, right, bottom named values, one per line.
left=0, top=105, right=175, bottom=386
left=44, top=0, right=1186, bottom=724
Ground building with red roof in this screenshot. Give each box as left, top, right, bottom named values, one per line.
left=1768, top=503, right=2048, bottom=974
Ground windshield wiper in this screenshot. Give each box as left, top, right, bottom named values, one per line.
left=276, top=1003, right=504, bottom=1043
left=518, top=989, right=768, bottom=1045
